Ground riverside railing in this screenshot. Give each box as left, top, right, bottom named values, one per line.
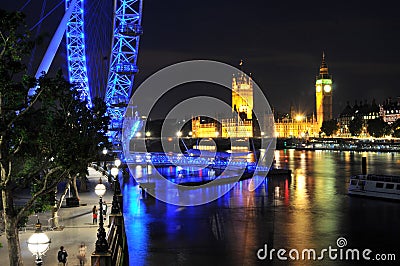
left=106, top=214, right=129, bottom=266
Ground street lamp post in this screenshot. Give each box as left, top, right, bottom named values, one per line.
left=94, top=179, right=109, bottom=253
left=111, top=163, right=122, bottom=214
left=27, top=218, right=51, bottom=265
left=102, top=147, right=108, bottom=171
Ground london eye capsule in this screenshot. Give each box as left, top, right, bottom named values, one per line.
left=113, top=63, right=139, bottom=75
left=119, top=23, right=143, bottom=36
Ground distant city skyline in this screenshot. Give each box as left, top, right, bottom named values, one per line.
left=3, top=0, right=400, bottom=117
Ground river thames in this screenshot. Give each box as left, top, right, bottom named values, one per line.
left=122, top=150, right=400, bottom=265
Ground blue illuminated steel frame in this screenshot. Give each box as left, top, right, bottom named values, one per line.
left=65, top=0, right=143, bottom=147
left=105, top=0, right=143, bottom=146
left=65, top=0, right=92, bottom=106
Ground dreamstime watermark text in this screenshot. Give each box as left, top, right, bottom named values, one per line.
left=257, top=237, right=396, bottom=261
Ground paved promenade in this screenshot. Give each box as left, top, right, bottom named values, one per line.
left=0, top=168, right=114, bottom=266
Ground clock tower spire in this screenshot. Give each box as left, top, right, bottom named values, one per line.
left=315, top=52, right=333, bottom=130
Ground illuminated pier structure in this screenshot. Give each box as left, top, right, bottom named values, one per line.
left=125, top=152, right=272, bottom=181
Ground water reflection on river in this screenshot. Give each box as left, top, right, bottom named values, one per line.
left=123, top=150, right=400, bottom=265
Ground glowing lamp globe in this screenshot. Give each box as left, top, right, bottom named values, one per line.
left=102, top=147, right=107, bottom=155
left=95, top=183, right=106, bottom=197
left=111, top=167, right=119, bottom=177
left=114, top=159, right=121, bottom=167
left=27, top=231, right=50, bottom=256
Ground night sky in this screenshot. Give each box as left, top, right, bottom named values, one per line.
left=2, top=0, right=400, bottom=116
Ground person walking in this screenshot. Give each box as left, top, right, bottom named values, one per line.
left=92, top=205, right=98, bottom=224
left=57, top=246, right=68, bottom=266
left=78, top=242, right=87, bottom=266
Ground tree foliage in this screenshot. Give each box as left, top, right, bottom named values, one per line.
left=349, top=116, right=363, bottom=136
left=320, top=119, right=339, bottom=137
left=367, top=118, right=387, bottom=138
left=392, top=119, right=400, bottom=138
left=0, top=9, right=109, bottom=265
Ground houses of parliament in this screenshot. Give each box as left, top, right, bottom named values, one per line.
left=192, top=54, right=333, bottom=138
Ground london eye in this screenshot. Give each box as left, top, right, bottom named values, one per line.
left=25, top=0, right=143, bottom=151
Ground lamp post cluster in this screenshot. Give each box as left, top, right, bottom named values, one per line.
left=94, top=157, right=123, bottom=254
left=111, top=158, right=122, bottom=214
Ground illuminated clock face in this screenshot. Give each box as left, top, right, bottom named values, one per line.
left=324, top=85, right=332, bottom=93
left=316, top=85, right=322, bottom=92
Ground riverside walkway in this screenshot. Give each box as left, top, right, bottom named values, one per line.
left=0, top=168, right=114, bottom=266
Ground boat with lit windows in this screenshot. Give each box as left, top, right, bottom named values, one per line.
left=348, top=174, right=400, bottom=200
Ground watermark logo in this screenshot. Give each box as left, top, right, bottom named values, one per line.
left=336, top=237, right=347, bottom=248
left=257, top=237, right=396, bottom=261
left=122, top=60, right=276, bottom=206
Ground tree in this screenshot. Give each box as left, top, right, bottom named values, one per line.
left=392, top=119, right=400, bottom=138
left=367, top=118, right=387, bottom=138
left=320, top=119, right=339, bottom=137
left=48, top=95, right=109, bottom=229
left=349, top=116, right=363, bottom=136
left=0, top=10, right=109, bottom=265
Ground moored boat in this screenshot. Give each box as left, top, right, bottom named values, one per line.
left=348, top=174, right=400, bottom=200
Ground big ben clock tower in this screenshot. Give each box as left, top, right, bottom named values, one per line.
left=315, top=52, right=333, bottom=130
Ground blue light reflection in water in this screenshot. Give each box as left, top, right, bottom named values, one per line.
left=122, top=179, right=148, bottom=266
left=123, top=150, right=400, bottom=266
